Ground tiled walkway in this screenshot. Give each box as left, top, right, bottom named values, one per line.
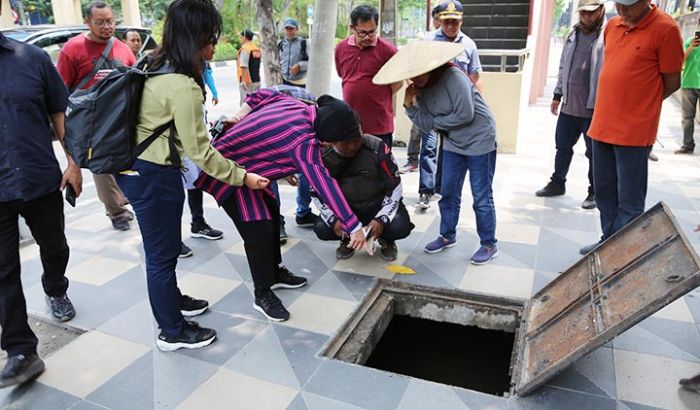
left=4, top=84, right=700, bottom=409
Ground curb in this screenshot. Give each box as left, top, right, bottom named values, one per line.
left=212, top=60, right=237, bottom=68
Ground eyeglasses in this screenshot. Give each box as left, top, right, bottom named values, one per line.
left=90, top=19, right=115, bottom=27
left=354, top=29, right=377, bottom=38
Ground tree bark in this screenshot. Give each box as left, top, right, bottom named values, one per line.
left=214, top=0, right=225, bottom=11
left=256, top=0, right=283, bottom=86
left=306, top=0, right=339, bottom=97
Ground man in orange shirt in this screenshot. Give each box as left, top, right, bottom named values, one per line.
left=580, top=0, right=683, bottom=254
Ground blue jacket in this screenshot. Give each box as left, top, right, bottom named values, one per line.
left=553, top=21, right=606, bottom=110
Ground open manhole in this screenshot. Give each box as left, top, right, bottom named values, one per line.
left=322, top=202, right=700, bottom=397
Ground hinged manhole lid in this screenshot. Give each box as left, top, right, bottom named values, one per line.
left=514, top=202, right=700, bottom=396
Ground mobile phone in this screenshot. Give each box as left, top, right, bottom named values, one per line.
left=695, top=30, right=700, bottom=39
left=65, top=184, right=76, bottom=207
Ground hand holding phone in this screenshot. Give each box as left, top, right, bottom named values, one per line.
left=65, top=184, right=76, bottom=207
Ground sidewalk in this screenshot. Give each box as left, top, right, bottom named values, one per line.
left=3, top=80, right=700, bottom=409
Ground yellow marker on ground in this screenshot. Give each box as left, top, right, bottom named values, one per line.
left=385, top=265, right=416, bottom=275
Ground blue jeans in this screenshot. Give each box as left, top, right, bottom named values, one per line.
left=115, top=160, right=185, bottom=337
left=419, top=131, right=438, bottom=195
left=552, top=112, right=594, bottom=192
left=592, top=140, right=651, bottom=241
left=439, top=149, right=497, bottom=246
left=270, top=175, right=312, bottom=225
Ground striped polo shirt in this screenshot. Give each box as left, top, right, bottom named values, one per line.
left=195, top=88, right=361, bottom=233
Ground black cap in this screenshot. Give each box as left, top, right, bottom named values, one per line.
left=314, top=95, right=361, bottom=142
left=240, top=29, right=254, bottom=40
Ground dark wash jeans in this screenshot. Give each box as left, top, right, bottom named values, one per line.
left=439, top=149, right=497, bottom=246
left=592, top=140, right=651, bottom=241
left=551, top=112, right=594, bottom=193
left=116, top=159, right=185, bottom=337
left=0, top=190, right=69, bottom=355
left=313, top=202, right=415, bottom=242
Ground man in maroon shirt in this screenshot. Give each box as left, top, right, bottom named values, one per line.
left=57, top=1, right=136, bottom=231
left=335, top=5, right=401, bottom=148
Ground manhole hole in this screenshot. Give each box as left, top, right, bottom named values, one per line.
left=321, top=280, right=523, bottom=397
left=0, top=315, right=85, bottom=367
left=322, top=201, right=700, bottom=397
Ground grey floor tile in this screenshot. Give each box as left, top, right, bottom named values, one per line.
left=570, top=347, right=618, bottom=399
left=97, top=300, right=156, bottom=347
left=618, top=400, right=665, bottom=410
left=305, top=271, right=358, bottom=302
left=451, top=385, right=509, bottom=409
left=67, top=400, right=110, bottom=410
left=531, top=271, right=558, bottom=296
left=0, top=382, right=80, bottom=410
left=224, top=325, right=300, bottom=389
left=101, top=265, right=148, bottom=300
left=330, top=270, right=376, bottom=301
left=188, top=252, right=244, bottom=281
left=534, top=228, right=589, bottom=274
left=210, top=281, right=261, bottom=320
left=393, top=256, right=457, bottom=289
left=397, top=379, right=469, bottom=409
left=408, top=251, right=473, bottom=288
left=281, top=241, right=331, bottom=287
left=648, top=186, right=697, bottom=213
left=540, top=208, right=600, bottom=232
left=175, top=311, right=267, bottom=366
left=25, top=280, right=142, bottom=329
left=286, top=392, right=310, bottom=410
left=302, top=391, right=367, bottom=409
left=273, top=324, right=329, bottom=387
left=638, top=317, right=700, bottom=360
left=510, top=386, right=618, bottom=410
left=494, top=241, right=538, bottom=270
left=151, top=349, right=221, bottom=409
left=546, top=368, right=612, bottom=398
left=304, top=360, right=410, bottom=410
left=86, top=351, right=154, bottom=410
left=613, top=323, right=700, bottom=363
left=684, top=293, right=700, bottom=323
left=224, top=253, right=254, bottom=283
left=302, top=239, right=345, bottom=272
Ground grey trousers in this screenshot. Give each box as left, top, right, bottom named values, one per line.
left=681, top=88, right=700, bottom=150
left=93, top=173, right=130, bottom=219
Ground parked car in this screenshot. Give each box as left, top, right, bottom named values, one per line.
left=0, top=25, right=156, bottom=63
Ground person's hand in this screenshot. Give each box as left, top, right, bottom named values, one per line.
left=348, top=229, right=367, bottom=251
left=61, top=162, right=83, bottom=197
left=290, top=64, right=301, bottom=76
left=550, top=100, right=560, bottom=116
left=244, top=172, right=270, bottom=190
left=224, top=115, right=241, bottom=126
left=366, top=219, right=384, bottom=240
left=285, top=174, right=299, bottom=186
left=404, top=84, right=420, bottom=107
left=332, top=221, right=344, bottom=237
left=212, top=97, right=219, bottom=106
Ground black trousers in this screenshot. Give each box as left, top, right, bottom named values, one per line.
left=314, top=202, right=414, bottom=242
left=221, top=194, right=281, bottom=295
left=0, top=190, right=69, bottom=356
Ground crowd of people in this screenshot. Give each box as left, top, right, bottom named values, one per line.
left=0, top=0, right=698, bottom=394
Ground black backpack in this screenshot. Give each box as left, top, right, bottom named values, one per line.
left=64, top=62, right=177, bottom=174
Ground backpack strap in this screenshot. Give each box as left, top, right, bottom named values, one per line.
left=72, top=37, right=115, bottom=92
left=132, top=120, right=181, bottom=168
left=300, top=38, right=308, bottom=61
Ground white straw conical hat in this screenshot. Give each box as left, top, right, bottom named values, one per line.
left=373, top=41, right=465, bottom=85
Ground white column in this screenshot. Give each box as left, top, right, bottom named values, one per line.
left=121, top=0, right=141, bottom=26
left=50, top=0, right=81, bottom=25
left=74, top=0, right=83, bottom=23
left=1, top=0, right=14, bottom=28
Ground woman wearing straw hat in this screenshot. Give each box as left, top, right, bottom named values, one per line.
left=374, top=41, right=499, bottom=265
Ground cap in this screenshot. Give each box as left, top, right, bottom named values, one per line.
left=614, top=0, right=640, bottom=5
left=437, top=0, right=463, bottom=20
left=283, top=18, right=299, bottom=28
left=240, top=29, right=254, bottom=40
left=577, top=0, right=605, bottom=11
left=314, top=95, right=361, bottom=142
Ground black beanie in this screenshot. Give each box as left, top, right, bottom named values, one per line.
left=314, top=95, right=360, bottom=142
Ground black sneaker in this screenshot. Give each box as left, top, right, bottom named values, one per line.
left=45, top=294, right=75, bottom=322
left=379, top=239, right=398, bottom=261
left=191, top=223, right=223, bottom=240
left=295, top=212, right=318, bottom=227
left=280, top=225, right=288, bottom=245
left=271, top=266, right=308, bottom=290
left=535, top=181, right=565, bottom=197
left=336, top=237, right=355, bottom=259
left=581, top=192, right=596, bottom=210
left=111, top=216, right=131, bottom=231
left=156, top=321, right=217, bottom=352
left=179, top=243, right=193, bottom=258
left=254, top=290, right=290, bottom=321
left=0, top=354, right=45, bottom=388
left=180, top=294, right=209, bottom=317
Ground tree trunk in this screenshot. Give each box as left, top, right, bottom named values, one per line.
left=256, top=0, right=283, bottom=86
left=306, top=0, right=338, bottom=97
left=214, top=0, right=225, bottom=11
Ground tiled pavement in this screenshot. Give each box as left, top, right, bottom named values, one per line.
left=5, top=85, right=700, bottom=409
